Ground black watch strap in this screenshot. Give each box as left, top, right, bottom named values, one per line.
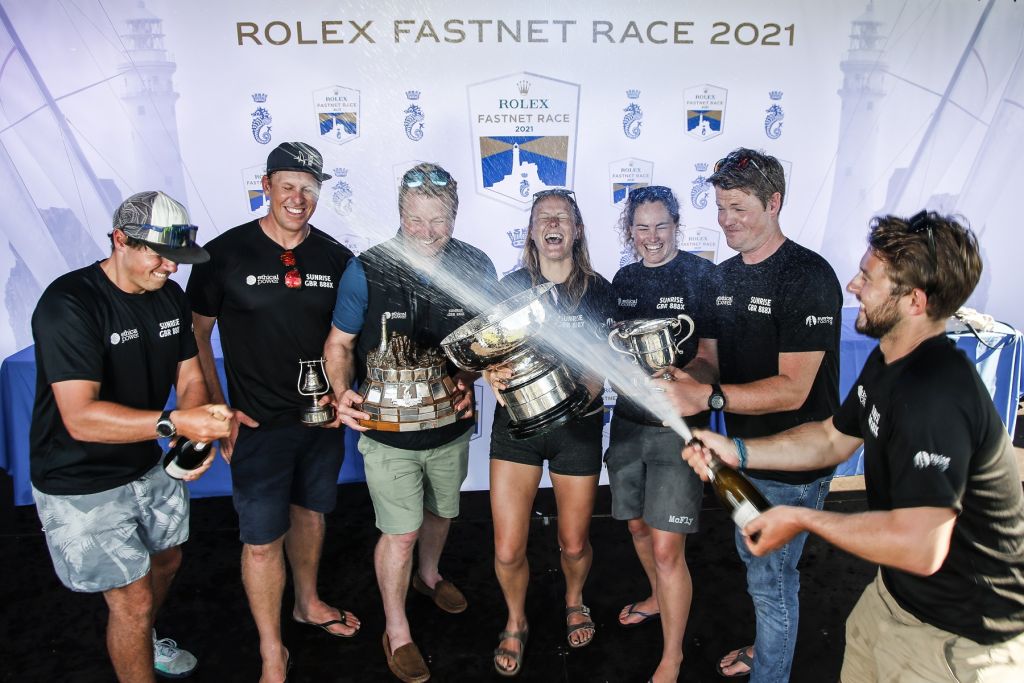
left=156, top=409, right=176, bottom=438
left=708, top=384, right=726, bottom=411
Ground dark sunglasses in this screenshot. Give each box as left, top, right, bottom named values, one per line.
left=280, top=250, right=302, bottom=289
left=713, top=153, right=781, bottom=196
left=403, top=168, right=451, bottom=188
left=121, top=223, right=198, bottom=247
left=627, top=185, right=674, bottom=202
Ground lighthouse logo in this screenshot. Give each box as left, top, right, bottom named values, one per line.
left=468, top=72, right=580, bottom=208
left=312, top=86, right=360, bottom=146
left=608, top=158, right=653, bottom=206
left=684, top=84, right=727, bottom=141
left=241, top=164, right=268, bottom=216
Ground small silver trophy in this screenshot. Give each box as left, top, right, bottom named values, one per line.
left=607, top=314, right=696, bottom=377
left=297, top=358, right=336, bottom=425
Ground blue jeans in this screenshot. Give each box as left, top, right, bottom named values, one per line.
left=735, top=473, right=832, bottom=683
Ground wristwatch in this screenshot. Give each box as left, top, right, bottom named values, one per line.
left=707, top=384, right=726, bottom=411
left=156, top=410, right=177, bottom=439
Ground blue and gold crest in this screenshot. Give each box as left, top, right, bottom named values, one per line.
left=313, top=86, right=360, bottom=146
left=608, top=158, right=653, bottom=206
left=684, top=84, right=727, bottom=141
left=468, top=72, right=580, bottom=208
left=241, top=164, right=268, bottom=215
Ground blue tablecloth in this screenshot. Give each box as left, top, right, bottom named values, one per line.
left=3, top=309, right=1021, bottom=504
left=0, top=332, right=362, bottom=506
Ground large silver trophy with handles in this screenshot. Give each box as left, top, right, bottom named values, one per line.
left=607, top=314, right=696, bottom=377
left=441, top=283, right=590, bottom=440
left=357, top=314, right=461, bottom=432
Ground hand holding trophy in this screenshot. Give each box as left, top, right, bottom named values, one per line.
left=297, top=358, right=336, bottom=426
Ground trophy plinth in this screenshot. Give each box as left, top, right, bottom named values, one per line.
left=357, top=315, right=460, bottom=432
left=297, top=359, right=336, bottom=426
left=441, top=283, right=589, bottom=440
left=608, top=315, right=695, bottom=378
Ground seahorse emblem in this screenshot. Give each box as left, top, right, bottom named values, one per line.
left=622, top=103, right=643, bottom=139
left=403, top=104, right=424, bottom=141
left=519, top=177, right=530, bottom=197
left=332, top=181, right=353, bottom=216
left=764, top=104, right=784, bottom=140
left=251, top=107, right=272, bottom=145
left=690, top=175, right=710, bottom=210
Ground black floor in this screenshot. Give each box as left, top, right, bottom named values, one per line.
left=0, top=474, right=874, bottom=682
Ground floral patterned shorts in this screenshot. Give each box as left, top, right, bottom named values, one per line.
left=32, top=465, right=190, bottom=593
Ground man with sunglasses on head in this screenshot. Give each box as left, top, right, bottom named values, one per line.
left=187, top=142, right=359, bottom=682
left=30, top=191, right=233, bottom=680
left=684, top=212, right=1024, bottom=681
left=323, top=162, right=497, bottom=683
left=657, top=147, right=842, bottom=681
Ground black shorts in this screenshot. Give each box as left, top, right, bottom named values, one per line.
left=230, top=423, right=345, bottom=545
left=489, top=403, right=604, bottom=476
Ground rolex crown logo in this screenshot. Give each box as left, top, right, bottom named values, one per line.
left=516, top=80, right=531, bottom=95
left=251, top=92, right=268, bottom=103
left=626, top=89, right=641, bottom=99
left=769, top=90, right=783, bottom=100
left=405, top=90, right=421, bottom=100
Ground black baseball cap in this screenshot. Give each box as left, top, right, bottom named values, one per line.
left=266, top=141, right=331, bottom=182
left=112, top=191, right=210, bottom=264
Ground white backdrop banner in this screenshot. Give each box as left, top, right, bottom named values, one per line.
left=1, top=0, right=1022, bottom=488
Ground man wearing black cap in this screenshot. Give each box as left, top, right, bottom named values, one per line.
left=188, top=142, right=359, bottom=681
left=30, top=190, right=233, bottom=681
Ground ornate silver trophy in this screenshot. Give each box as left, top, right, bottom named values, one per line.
left=357, top=314, right=461, bottom=432
left=441, top=283, right=590, bottom=440
left=297, top=358, right=336, bottom=425
left=607, top=314, right=696, bottom=376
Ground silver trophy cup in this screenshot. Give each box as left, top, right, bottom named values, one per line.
left=607, top=314, right=696, bottom=376
left=441, top=283, right=590, bottom=440
left=297, top=358, right=336, bottom=425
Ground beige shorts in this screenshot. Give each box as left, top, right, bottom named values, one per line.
left=842, top=571, right=1024, bottom=682
left=358, top=431, right=471, bottom=535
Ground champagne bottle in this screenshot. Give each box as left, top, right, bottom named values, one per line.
left=163, top=439, right=211, bottom=480
left=704, top=450, right=771, bottom=541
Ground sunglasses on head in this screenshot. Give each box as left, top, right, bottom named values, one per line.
left=403, top=168, right=451, bottom=188
left=532, top=188, right=577, bottom=204
left=627, top=185, right=674, bottom=202
left=121, top=223, right=198, bottom=247
left=280, top=250, right=302, bottom=289
left=713, top=153, right=781, bottom=196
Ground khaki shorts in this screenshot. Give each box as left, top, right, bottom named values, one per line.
left=358, top=431, right=471, bottom=535
left=842, top=571, right=1024, bottom=682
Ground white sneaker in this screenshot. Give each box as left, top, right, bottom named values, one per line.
left=152, top=629, right=198, bottom=678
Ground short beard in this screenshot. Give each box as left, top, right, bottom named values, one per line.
left=855, top=296, right=901, bottom=339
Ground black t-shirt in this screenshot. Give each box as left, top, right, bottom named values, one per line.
left=187, top=221, right=354, bottom=427
left=493, top=268, right=617, bottom=422
left=611, top=251, right=715, bottom=425
left=356, top=235, right=499, bottom=451
left=833, top=335, right=1024, bottom=644
left=709, top=239, right=842, bottom=484
left=30, top=262, right=197, bottom=495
